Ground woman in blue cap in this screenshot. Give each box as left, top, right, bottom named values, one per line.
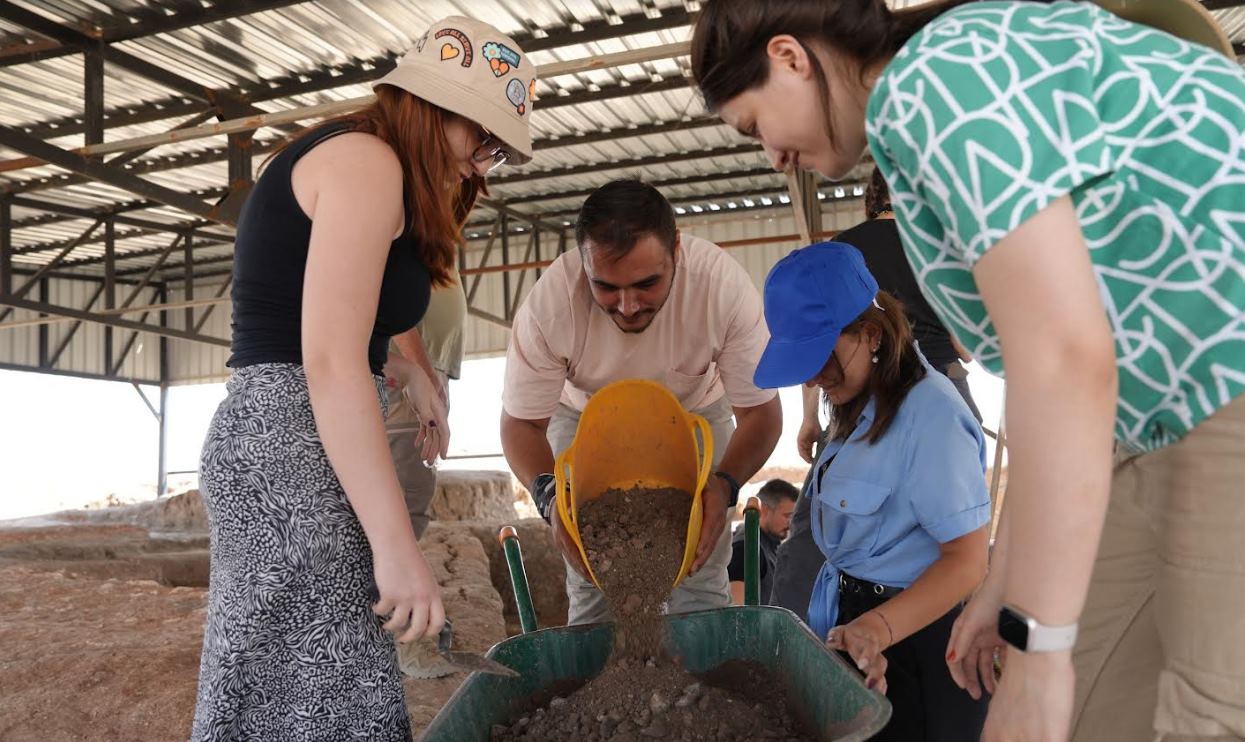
left=755, top=240, right=992, bottom=741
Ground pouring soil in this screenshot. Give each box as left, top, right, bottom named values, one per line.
left=491, top=486, right=815, bottom=742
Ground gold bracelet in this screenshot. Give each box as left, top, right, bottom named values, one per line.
left=872, top=609, right=894, bottom=647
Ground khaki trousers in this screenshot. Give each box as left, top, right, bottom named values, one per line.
left=1072, top=394, right=1245, bottom=742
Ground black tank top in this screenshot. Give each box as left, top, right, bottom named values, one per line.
left=227, top=124, right=431, bottom=376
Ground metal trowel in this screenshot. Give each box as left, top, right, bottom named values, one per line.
left=368, top=583, right=518, bottom=677
left=436, top=619, right=519, bottom=677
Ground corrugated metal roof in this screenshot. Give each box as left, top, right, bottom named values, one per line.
left=0, top=0, right=711, bottom=273
left=6, top=0, right=1233, bottom=273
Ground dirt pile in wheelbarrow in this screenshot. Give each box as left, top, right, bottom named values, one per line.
left=491, top=487, right=815, bottom=742
left=492, top=656, right=815, bottom=741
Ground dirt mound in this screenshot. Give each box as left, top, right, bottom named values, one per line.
left=492, top=658, right=814, bottom=742
left=35, top=489, right=209, bottom=533
left=0, top=520, right=508, bottom=739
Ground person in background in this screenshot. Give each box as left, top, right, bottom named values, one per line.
left=727, top=478, right=799, bottom=605
left=386, top=266, right=468, bottom=538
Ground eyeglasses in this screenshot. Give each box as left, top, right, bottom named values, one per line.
left=471, top=128, right=511, bottom=173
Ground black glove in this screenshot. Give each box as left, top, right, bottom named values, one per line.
left=530, top=473, right=558, bottom=524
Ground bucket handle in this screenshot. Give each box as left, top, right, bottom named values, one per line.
left=675, top=413, right=716, bottom=587
left=690, top=412, right=714, bottom=500
left=554, top=449, right=601, bottom=588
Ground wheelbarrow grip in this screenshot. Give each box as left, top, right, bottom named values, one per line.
left=744, top=496, right=761, bottom=606
left=498, top=526, right=539, bottom=634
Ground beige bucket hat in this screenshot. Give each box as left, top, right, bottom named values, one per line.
left=374, top=16, right=536, bottom=165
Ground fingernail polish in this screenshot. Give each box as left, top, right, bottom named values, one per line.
left=866, top=678, right=876, bottom=690
left=947, top=650, right=956, bottom=662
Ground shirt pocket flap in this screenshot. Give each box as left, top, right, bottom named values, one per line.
left=817, top=474, right=892, bottom=516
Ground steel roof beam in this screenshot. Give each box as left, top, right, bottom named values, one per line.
left=0, top=0, right=317, bottom=67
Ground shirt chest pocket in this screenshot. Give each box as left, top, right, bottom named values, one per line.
left=814, top=474, right=893, bottom=557
left=664, top=365, right=711, bottom=401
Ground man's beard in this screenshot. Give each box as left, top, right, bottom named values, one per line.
left=609, top=308, right=657, bottom=333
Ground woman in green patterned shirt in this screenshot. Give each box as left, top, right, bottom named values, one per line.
left=692, top=1, right=1245, bottom=740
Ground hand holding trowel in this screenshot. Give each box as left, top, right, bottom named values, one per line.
left=368, top=583, right=518, bottom=678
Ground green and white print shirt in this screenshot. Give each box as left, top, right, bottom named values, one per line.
left=867, top=0, right=1245, bottom=452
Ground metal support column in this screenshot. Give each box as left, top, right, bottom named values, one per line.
left=157, top=285, right=170, bottom=497
left=37, top=278, right=49, bottom=367
left=183, top=231, right=195, bottom=331
left=104, top=217, right=115, bottom=369
left=533, top=227, right=542, bottom=281
left=0, top=196, right=11, bottom=298
left=219, top=131, right=255, bottom=224
left=784, top=169, right=822, bottom=244
left=800, top=170, right=823, bottom=238
left=501, top=212, right=511, bottom=321
left=157, top=384, right=169, bottom=496
left=84, top=43, right=105, bottom=150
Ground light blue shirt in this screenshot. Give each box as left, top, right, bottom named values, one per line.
left=807, top=361, right=990, bottom=639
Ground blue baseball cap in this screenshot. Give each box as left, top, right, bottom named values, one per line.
left=753, top=241, right=879, bottom=389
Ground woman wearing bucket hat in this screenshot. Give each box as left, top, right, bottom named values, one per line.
left=192, top=16, right=533, bottom=741
left=755, top=240, right=993, bottom=740
left=691, top=1, right=1245, bottom=740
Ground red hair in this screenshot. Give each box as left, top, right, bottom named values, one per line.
left=269, top=85, right=483, bottom=287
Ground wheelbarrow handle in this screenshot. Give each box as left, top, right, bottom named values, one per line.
left=744, top=496, right=762, bottom=607
left=498, top=526, right=539, bottom=634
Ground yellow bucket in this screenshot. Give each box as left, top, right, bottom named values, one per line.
left=554, top=379, right=714, bottom=590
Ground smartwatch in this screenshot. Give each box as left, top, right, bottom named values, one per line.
left=998, top=604, right=1078, bottom=653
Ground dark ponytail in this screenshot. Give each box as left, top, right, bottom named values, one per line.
left=864, top=167, right=891, bottom=220
left=691, top=0, right=976, bottom=150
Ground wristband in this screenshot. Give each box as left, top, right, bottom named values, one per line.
left=530, top=473, right=557, bottom=524
left=713, top=471, right=741, bottom=508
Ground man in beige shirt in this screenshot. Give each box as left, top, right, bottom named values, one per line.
left=501, top=179, right=783, bottom=624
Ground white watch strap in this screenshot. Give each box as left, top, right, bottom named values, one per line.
left=1029, top=621, right=1079, bottom=652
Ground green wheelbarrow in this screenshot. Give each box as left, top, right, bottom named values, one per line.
left=419, top=499, right=892, bottom=741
